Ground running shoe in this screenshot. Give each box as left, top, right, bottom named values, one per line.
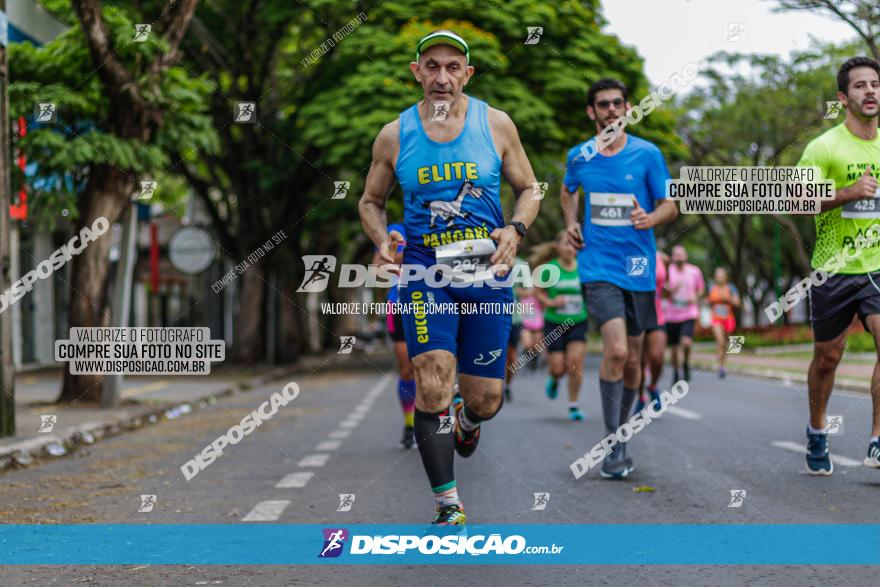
left=806, top=428, right=833, bottom=476
left=620, top=442, right=634, bottom=473
left=864, top=439, right=880, bottom=469
left=569, top=407, right=585, bottom=421
left=683, top=363, right=691, bottom=381
left=400, top=425, right=415, bottom=450
left=432, top=503, right=466, bottom=526
left=671, top=370, right=680, bottom=386
left=719, top=368, right=726, bottom=379
left=600, top=444, right=630, bottom=479
left=453, top=400, right=480, bottom=458
left=633, top=393, right=646, bottom=415
left=647, top=386, right=661, bottom=411
left=545, top=376, right=558, bottom=400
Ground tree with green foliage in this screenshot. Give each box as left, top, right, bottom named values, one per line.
left=177, top=0, right=685, bottom=357
left=10, top=0, right=215, bottom=402
left=671, top=42, right=860, bottom=322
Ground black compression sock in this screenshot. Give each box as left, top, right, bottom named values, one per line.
left=414, top=408, right=455, bottom=490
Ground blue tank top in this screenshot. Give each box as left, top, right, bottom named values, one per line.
left=396, top=96, right=504, bottom=250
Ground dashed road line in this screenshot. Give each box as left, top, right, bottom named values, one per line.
left=242, top=500, right=290, bottom=522
left=298, top=453, right=331, bottom=467
left=276, top=471, right=315, bottom=488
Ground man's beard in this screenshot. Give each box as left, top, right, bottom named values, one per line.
left=853, top=99, right=879, bottom=118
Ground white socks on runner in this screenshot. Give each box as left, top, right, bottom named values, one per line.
left=435, top=486, right=461, bottom=507
left=458, top=407, right=480, bottom=432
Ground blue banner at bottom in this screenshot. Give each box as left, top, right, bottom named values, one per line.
left=1, top=524, right=878, bottom=565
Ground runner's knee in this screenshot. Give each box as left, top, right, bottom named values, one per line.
left=413, top=353, right=455, bottom=406
left=813, top=346, right=843, bottom=373
left=605, top=342, right=628, bottom=365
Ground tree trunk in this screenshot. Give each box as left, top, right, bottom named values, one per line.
left=233, top=264, right=265, bottom=362
left=58, top=166, right=134, bottom=403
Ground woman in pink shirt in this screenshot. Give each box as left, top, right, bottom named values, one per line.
left=664, top=245, right=705, bottom=382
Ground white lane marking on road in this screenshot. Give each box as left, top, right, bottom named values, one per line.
left=772, top=441, right=863, bottom=467
left=328, top=429, right=351, bottom=439
left=298, top=453, right=331, bottom=467
left=665, top=406, right=702, bottom=420
left=316, top=440, right=342, bottom=451
left=354, top=406, right=370, bottom=414
left=276, top=471, right=315, bottom=488
left=242, top=500, right=290, bottom=522
left=340, top=420, right=359, bottom=428
left=366, top=375, right=390, bottom=398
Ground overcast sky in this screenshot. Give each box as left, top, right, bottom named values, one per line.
left=602, top=0, right=857, bottom=83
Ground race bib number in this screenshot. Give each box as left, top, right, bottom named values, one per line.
left=842, top=193, right=880, bottom=218
left=713, top=303, right=729, bottom=318
left=672, top=297, right=689, bottom=308
left=435, top=238, right=497, bottom=284
left=590, top=192, right=635, bottom=227
left=557, top=294, right=583, bottom=316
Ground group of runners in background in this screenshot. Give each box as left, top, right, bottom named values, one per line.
left=358, top=28, right=880, bottom=525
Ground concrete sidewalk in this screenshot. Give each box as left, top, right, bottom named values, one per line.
left=0, top=365, right=299, bottom=470
left=689, top=343, right=874, bottom=392
left=0, top=351, right=395, bottom=471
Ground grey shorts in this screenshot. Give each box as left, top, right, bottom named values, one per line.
left=582, top=281, right=656, bottom=337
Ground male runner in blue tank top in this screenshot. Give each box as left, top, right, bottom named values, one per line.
left=359, top=30, right=540, bottom=525
left=561, top=78, right=678, bottom=479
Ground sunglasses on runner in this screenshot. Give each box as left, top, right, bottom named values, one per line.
left=594, top=98, right=625, bottom=109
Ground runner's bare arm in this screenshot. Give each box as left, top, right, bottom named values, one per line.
left=359, top=120, right=402, bottom=264
left=488, top=109, right=540, bottom=226
left=560, top=185, right=584, bottom=248
left=487, top=108, right=540, bottom=269
left=649, top=199, right=678, bottom=228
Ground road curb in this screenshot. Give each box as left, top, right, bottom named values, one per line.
left=0, top=364, right=302, bottom=472
left=690, top=357, right=870, bottom=394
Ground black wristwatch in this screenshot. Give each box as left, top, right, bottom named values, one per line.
left=508, top=221, right=527, bottom=240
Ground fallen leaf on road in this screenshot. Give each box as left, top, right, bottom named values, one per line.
left=633, top=485, right=655, bottom=493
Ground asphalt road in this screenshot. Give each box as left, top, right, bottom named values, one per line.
left=1, top=356, right=879, bottom=585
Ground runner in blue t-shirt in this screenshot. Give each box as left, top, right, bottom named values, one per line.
left=359, top=30, right=540, bottom=525
left=560, top=78, right=678, bottom=479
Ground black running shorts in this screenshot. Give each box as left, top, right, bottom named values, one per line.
left=544, top=319, right=589, bottom=353
left=665, top=319, right=695, bottom=346
left=809, top=272, right=880, bottom=342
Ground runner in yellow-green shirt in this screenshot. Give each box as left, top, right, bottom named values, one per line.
left=796, top=56, right=880, bottom=475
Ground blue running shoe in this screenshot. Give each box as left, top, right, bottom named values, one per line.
left=568, top=407, right=584, bottom=421
left=647, top=386, right=662, bottom=411
left=806, top=428, right=833, bottom=476
left=864, top=439, right=880, bottom=469
left=545, top=377, right=558, bottom=400
left=633, top=394, right=646, bottom=416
